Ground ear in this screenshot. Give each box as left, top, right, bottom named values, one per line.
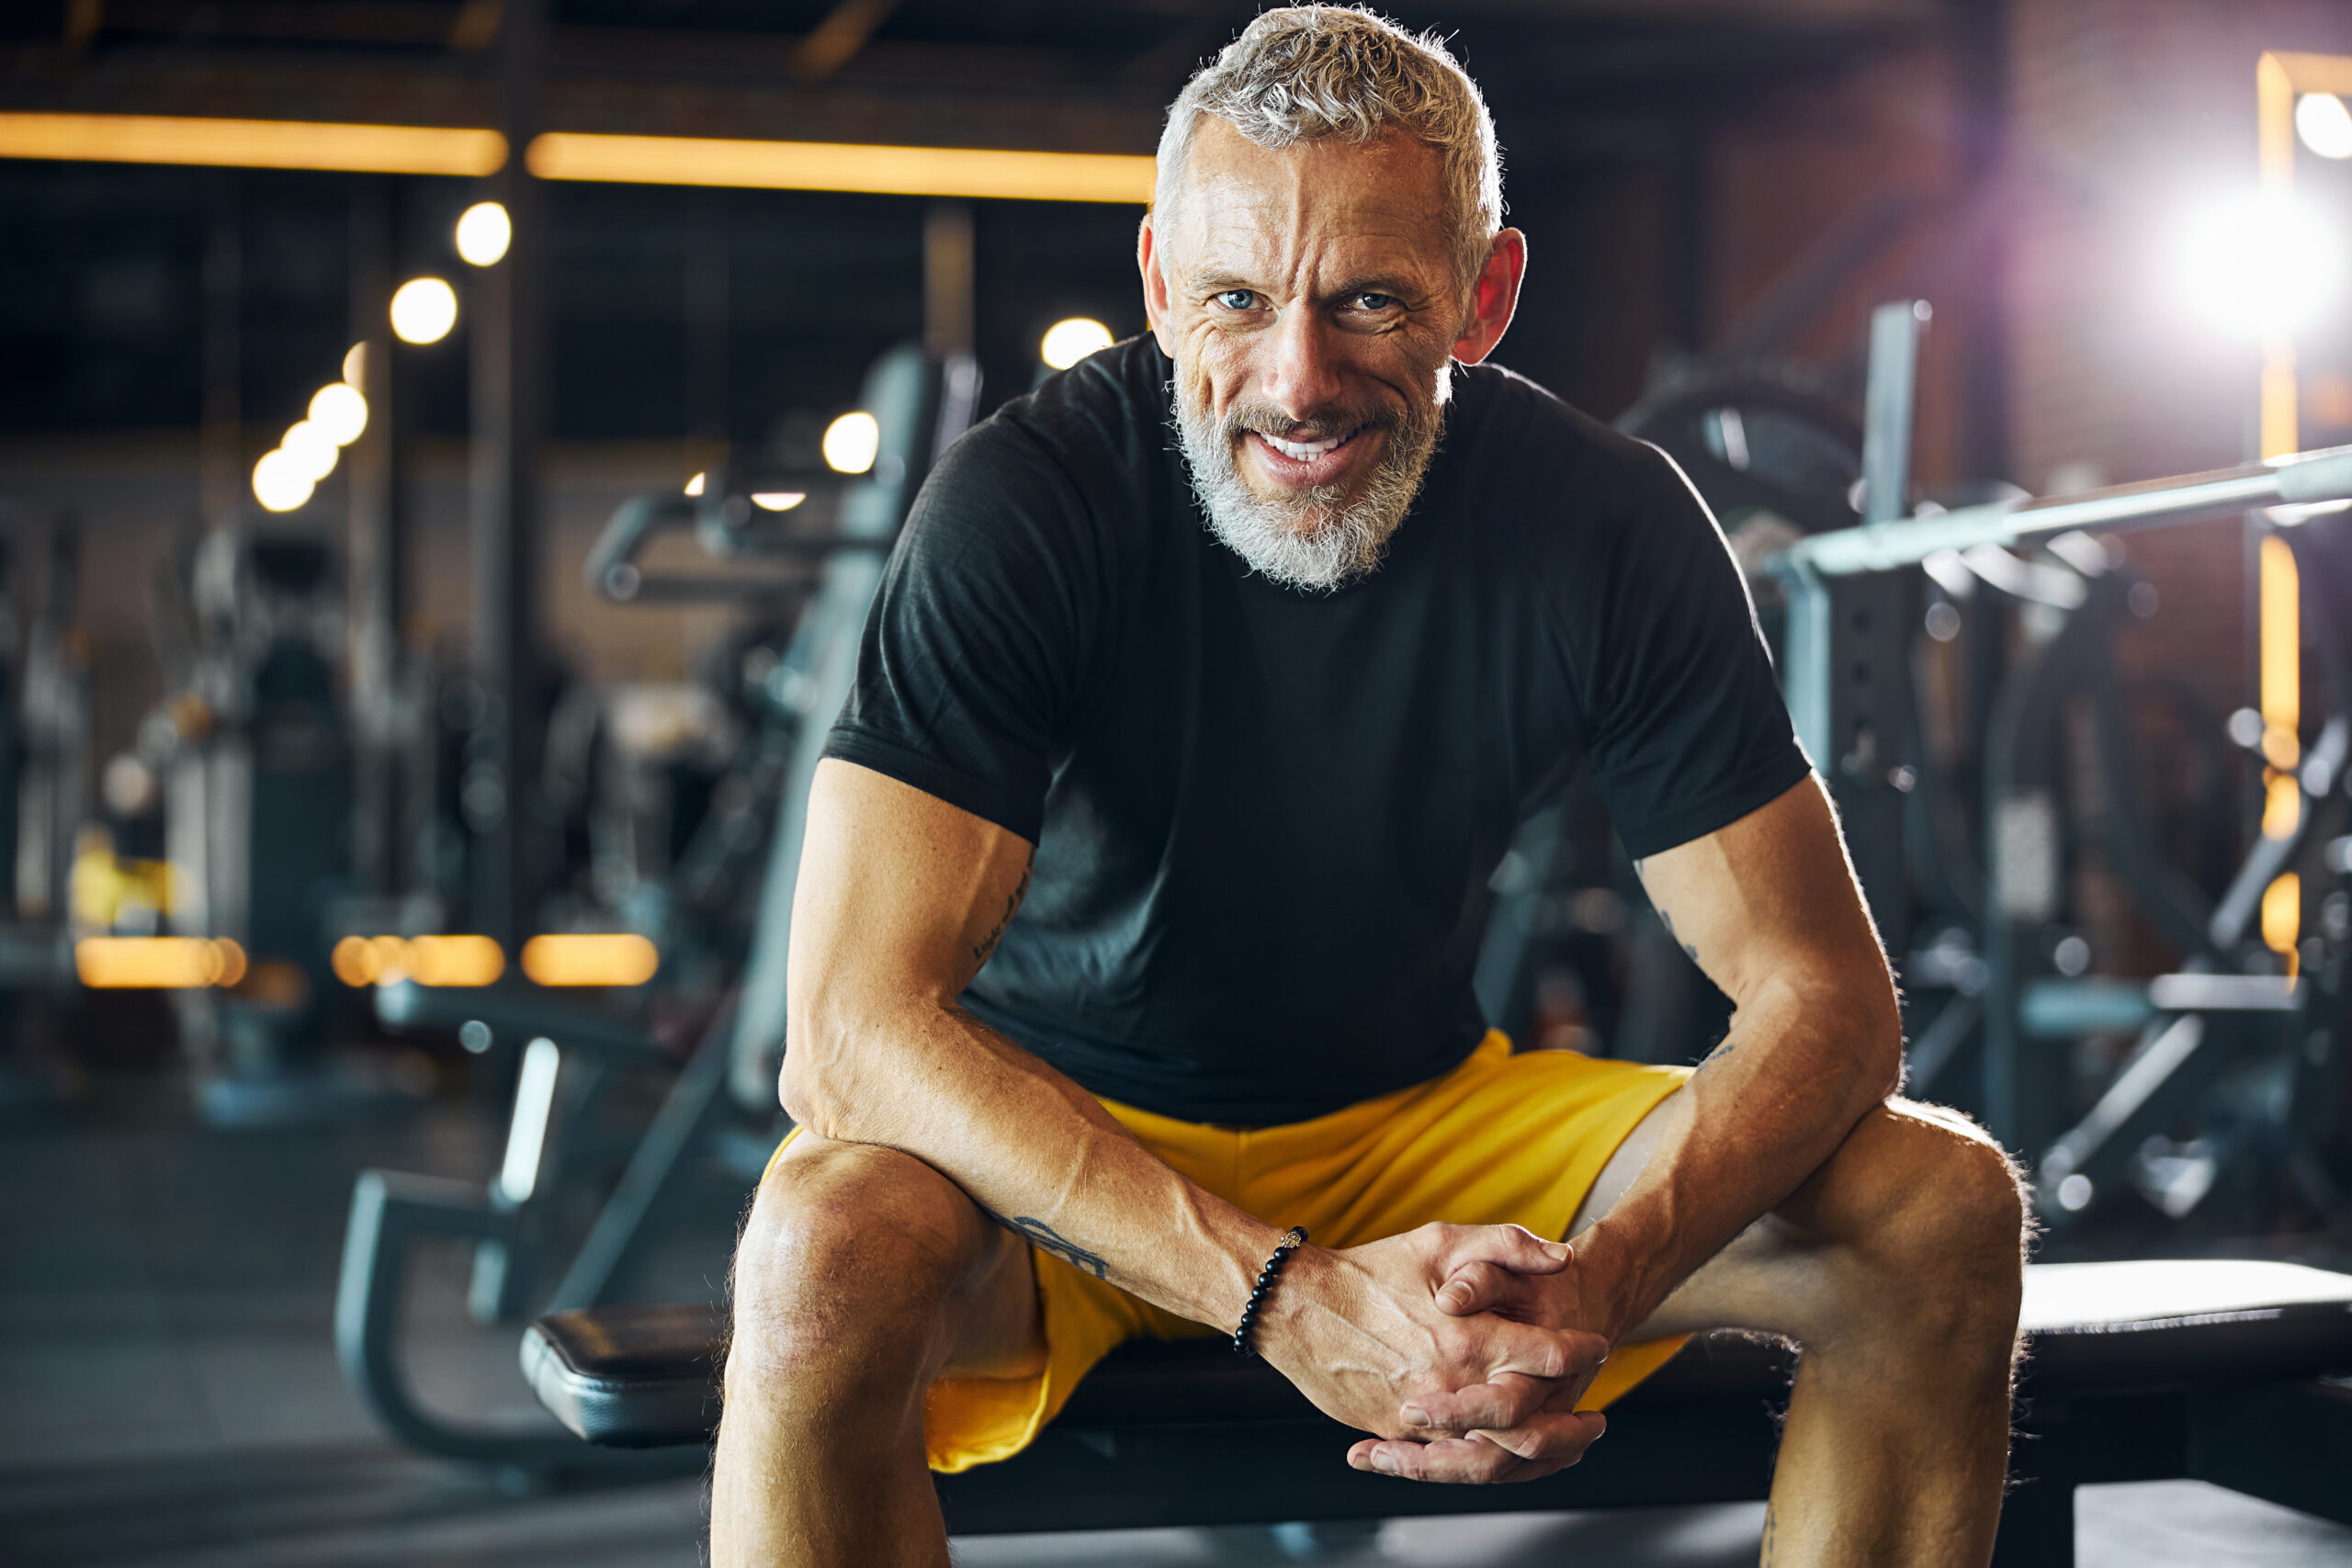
left=1137, top=213, right=1178, bottom=357
left=1450, top=228, right=1527, bottom=367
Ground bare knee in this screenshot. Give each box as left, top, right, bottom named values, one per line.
left=729, top=1137, right=992, bottom=1398
left=1800, top=1102, right=2028, bottom=1365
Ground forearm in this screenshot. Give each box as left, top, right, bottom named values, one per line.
left=782, top=998, right=1276, bottom=1333
left=1574, top=976, right=1899, bottom=1341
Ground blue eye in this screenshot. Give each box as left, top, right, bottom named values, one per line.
left=1351, top=292, right=1397, bottom=311
left=1215, top=289, right=1258, bottom=310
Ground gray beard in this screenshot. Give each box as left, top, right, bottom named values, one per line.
left=1172, top=369, right=1447, bottom=594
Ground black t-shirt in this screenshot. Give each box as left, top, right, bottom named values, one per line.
left=823, top=337, right=1808, bottom=1125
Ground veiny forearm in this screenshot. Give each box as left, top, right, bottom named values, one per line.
left=783, top=996, right=1275, bottom=1333
left=1574, top=973, right=1899, bottom=1341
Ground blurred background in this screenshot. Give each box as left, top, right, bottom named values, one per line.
left=4, top=2, right=2352, bottom=1563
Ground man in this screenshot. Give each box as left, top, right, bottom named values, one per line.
left=715, top=8, right=2027, bottom=1566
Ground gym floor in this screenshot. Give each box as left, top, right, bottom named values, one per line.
left=6, top=1086, right=2349, bottom=1567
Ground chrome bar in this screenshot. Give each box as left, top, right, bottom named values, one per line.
left=1771, top=444, right=2352, bottom=580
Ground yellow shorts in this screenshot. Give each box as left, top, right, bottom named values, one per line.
left=774, top=1032, right=1690, bottom=1473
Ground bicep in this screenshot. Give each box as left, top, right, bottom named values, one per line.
left=786, top=758, right=1035, bottom=1047
left=1634, top=774, right=1892, bottom=1012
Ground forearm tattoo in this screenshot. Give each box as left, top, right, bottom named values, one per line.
left=971, top=848, right=1035, bottom=965
left=1657, top=907, right=1700, bottom=965
left=983, top=1208, right=1108, bottom=1279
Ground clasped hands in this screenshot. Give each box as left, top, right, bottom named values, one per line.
left=1256, top=1223, right=1612, bottom=1484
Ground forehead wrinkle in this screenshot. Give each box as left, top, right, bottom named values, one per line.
left=1161, top=122, right=1453, bottom=302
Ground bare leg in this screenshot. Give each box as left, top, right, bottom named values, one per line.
left=1575, top=1093, right=2027, bottom=1568
left=712, top=1134, right=1044, bottom=1568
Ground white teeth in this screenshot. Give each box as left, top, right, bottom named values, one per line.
left=1264, top=431, right=1347, bottom=461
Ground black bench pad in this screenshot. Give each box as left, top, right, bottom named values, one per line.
left=521, top=1258, right=2352, bottom=1450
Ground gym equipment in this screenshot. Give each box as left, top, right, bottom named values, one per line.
left=523, top=1258, right=2352, bottom=1563
left=336, top=343, right=980, bottom=1466
left=1496, top=298, right=2352, bottom=1247
left=1774, top=444, right=2352, bottom=1232
left=142, top=527, right=362, bottom=1125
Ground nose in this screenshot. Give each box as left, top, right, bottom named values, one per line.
left=1259, top=304, right=1346, bottom=428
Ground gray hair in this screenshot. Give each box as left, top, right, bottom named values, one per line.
left=1154, top=6, right=1504, bottom=293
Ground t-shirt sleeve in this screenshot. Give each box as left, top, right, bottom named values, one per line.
left=820, top=422, right=1096, bottom=842
left=1571, top=441, right=1814, bottom=860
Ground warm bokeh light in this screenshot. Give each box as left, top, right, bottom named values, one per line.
left=308, top=381, right=368, bottom=445
left=1040, top=316, right=1114, bottom=369
left=76, top=936, right=246, bottom=988
left=0, top=111, right=504, bottom=176
left=279, top=420, right=340, bottom=482
left=338, top=933, right=508, bottom=987
left=251, top=449, right=315, bottom=513
left=455, top=199, right=512, bottom=265
left=390, top=276, right=458, bottom=344
left=402, top=934, right=505, bottom=987
left=2174, top=191, right=2345, bottom=340
left=526, top=132, right=1154, bottom=204
left=751, top=491, right=806, bottom=511
left=521, top=933, right=661, bottom=987
left=684, top=470, right=707, bottom=496
left=2298, top=93, right=2352, bottom=159
left=331, top=936, right=374, bottom=987
left=342, top=341, right=367, bottom=387
left=823, top=411, right=880, bottom=474
left=2262, top=872, right=2301, bottom=956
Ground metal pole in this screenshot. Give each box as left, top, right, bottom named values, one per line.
left=1861, top=301, right=1927, bottom=525
left=1773, top=446, right=2352, bottom=581
left=922, top=199, right=976, bottom=361
left=468, top=0, right=548, bottom=950
left=347, top=180, right=400, bottom=894
left=200, top=178, right=242, bottom=529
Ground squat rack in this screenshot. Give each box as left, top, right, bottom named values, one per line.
left=1770, top=441, right=2352, bottom=1188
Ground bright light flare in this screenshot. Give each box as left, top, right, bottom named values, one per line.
left=521, top=933, right=660, bottom=987
left=279, top=420, right=340, bottom=482
left=2174, top=191, right=2345, bottom=340
left=252, top=449, right=315, bottom=513
left=309, top=381, right=368, bottom=445
left=684, top=470, right=706, bottom=496
left=343, top=341, right=367, bottom=386
left=751, top=491, right=806, bottom=511
left=823, top=411, right=880, bottom=474
left=390, top=276, right=458, bottom=344
left=2298, top=93, right=2352, bottom=160
left=455, top=200, right=512, bottom=265
left=1040, top=316, right=1114, bottom=369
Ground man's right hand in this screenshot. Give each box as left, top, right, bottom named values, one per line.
left=1254, top=1223, right=1610, bottom=1461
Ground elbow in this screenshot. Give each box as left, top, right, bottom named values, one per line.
left=777, top=985, right=866, bottom=1143
left=1854, top=981, right=1905, bottom=1107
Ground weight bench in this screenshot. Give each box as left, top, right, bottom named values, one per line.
left=518, top=1258, right=2352, bottom=1565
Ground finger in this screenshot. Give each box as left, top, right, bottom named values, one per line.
left=1440, top=1223, right=1572, bottom=1279
left=1469, top=1320, right=1611, bottom=1383
left=1400, top=1371, right=1546, bottom=1434
left=1362, top=1415, right=1608, bottom=1484
left=1474, top=1408, right=1608, bottom=1465
left=1351, top=1433, right=1528, bottom=1484
left=1435, top=1259, right=1545, bottom=1317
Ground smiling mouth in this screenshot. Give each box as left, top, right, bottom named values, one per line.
left=1258, top=426, right=1362, bottom=461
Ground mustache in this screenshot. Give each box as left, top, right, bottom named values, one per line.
left=1221, top=400, right=1413, bottom=443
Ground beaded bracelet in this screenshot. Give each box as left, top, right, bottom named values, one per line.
left=1231, top=1225, right=1309, bottom=1359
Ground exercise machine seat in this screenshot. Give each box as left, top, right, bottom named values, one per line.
left=520, top=1258, right=2352, bottom=1450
